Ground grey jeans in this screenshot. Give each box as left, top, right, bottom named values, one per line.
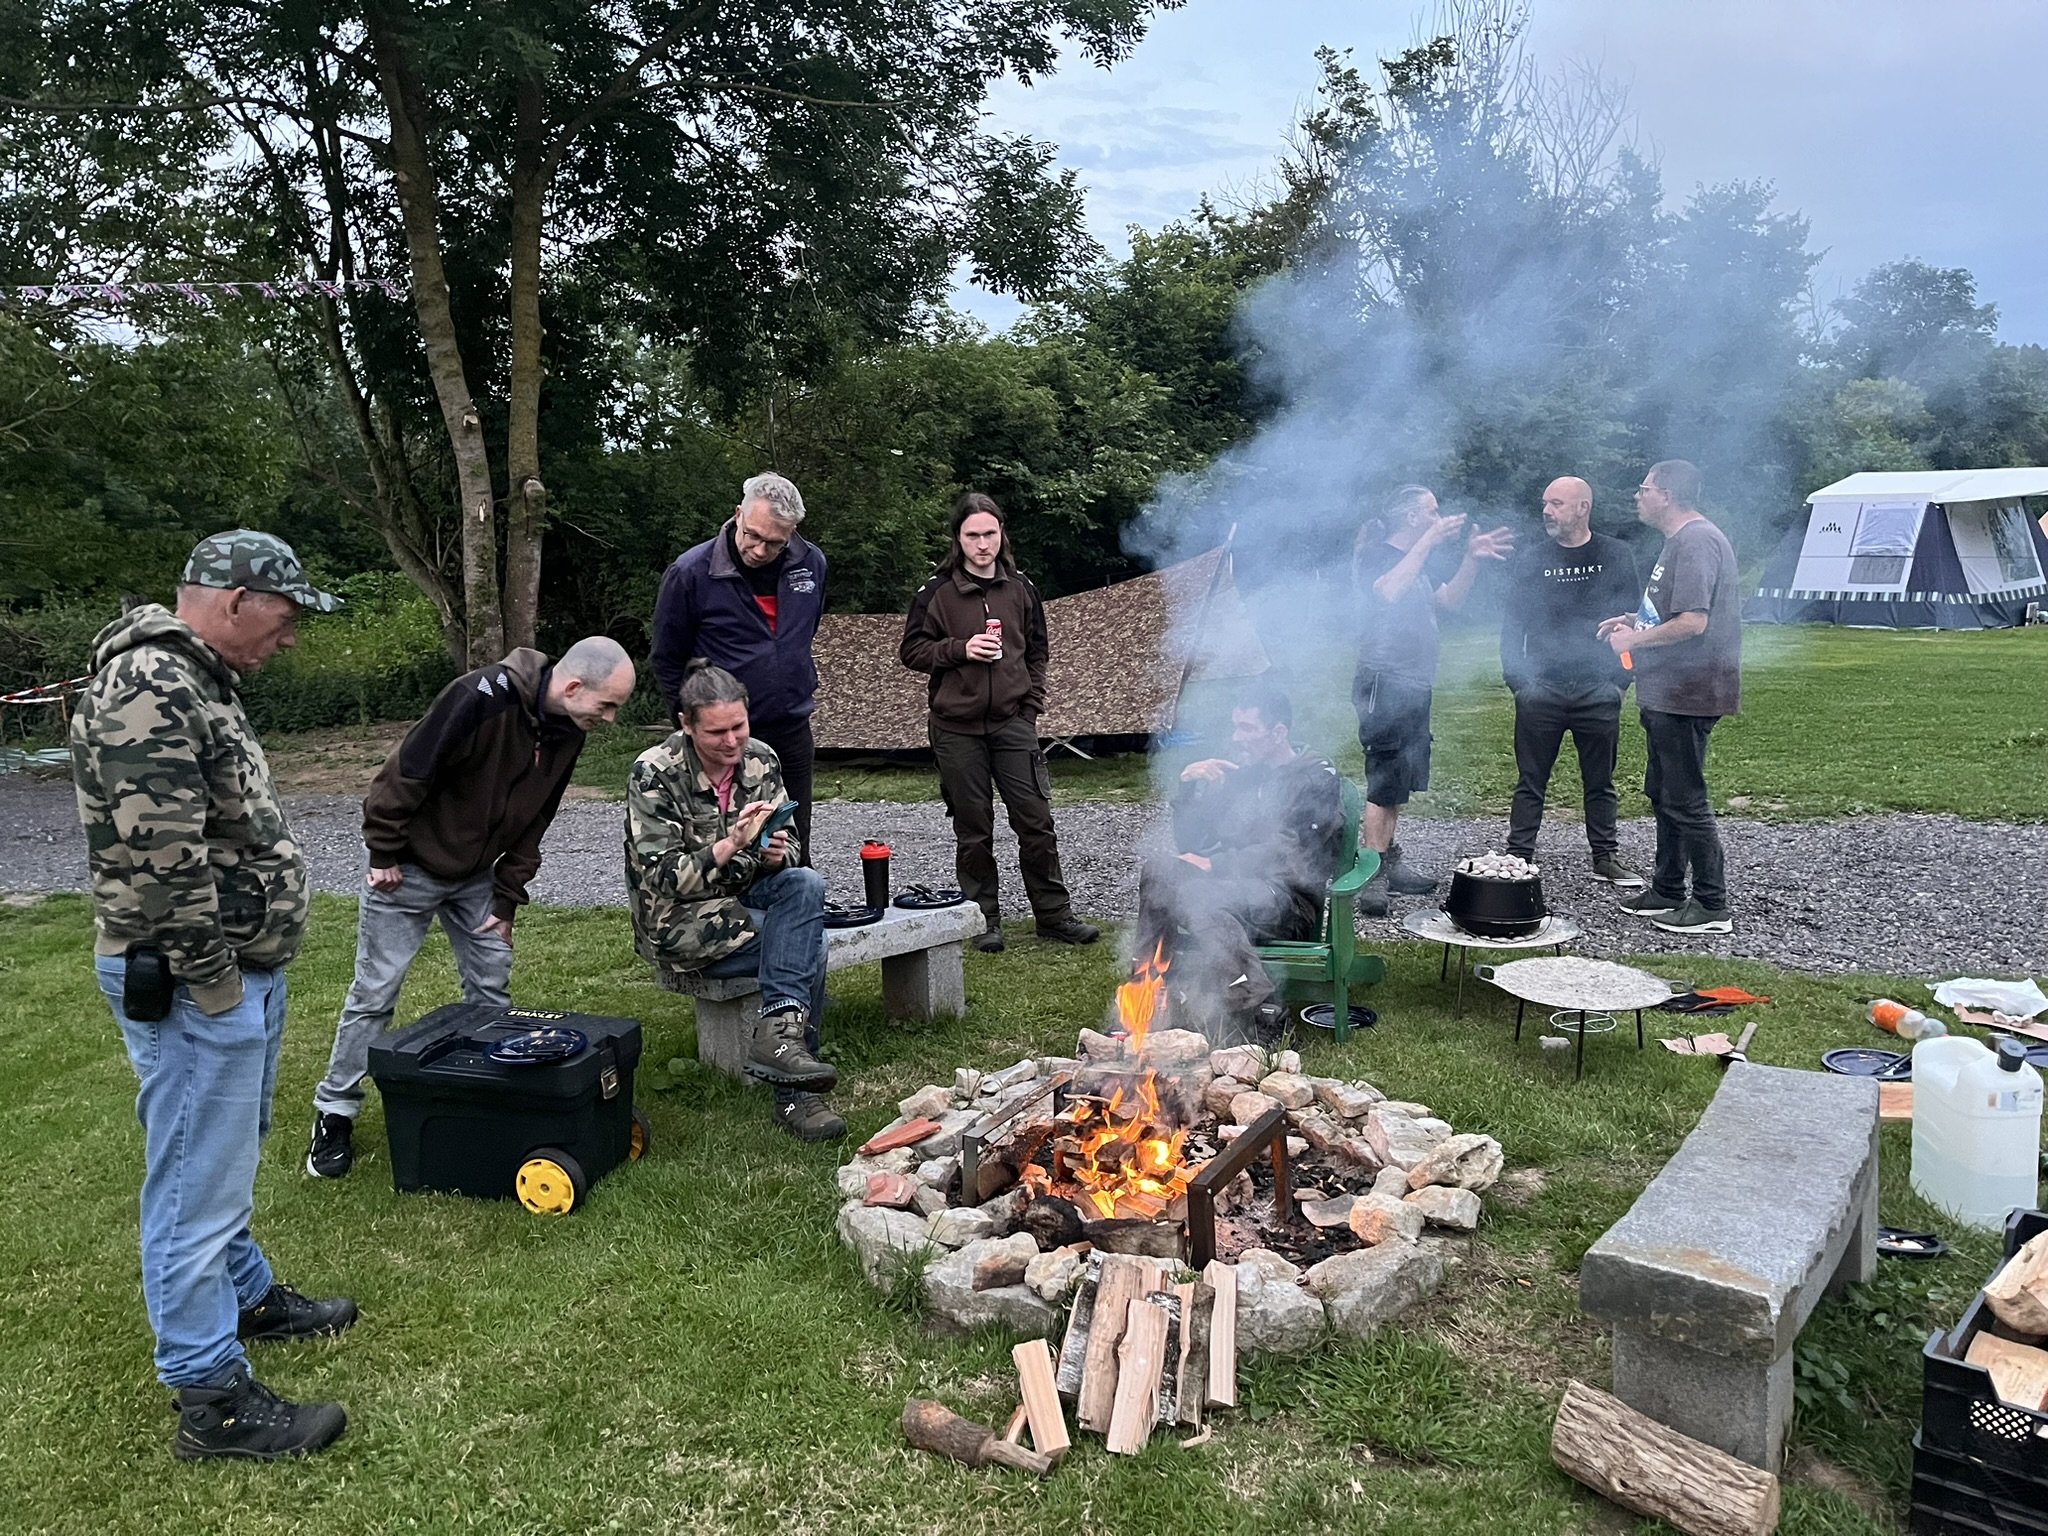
left=313, top=864, right=513, bottom=1119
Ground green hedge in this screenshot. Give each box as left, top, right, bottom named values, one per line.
left=1, top=575, right=454, bottom=739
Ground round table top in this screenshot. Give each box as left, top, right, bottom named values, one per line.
left=1401, top=910, right=1583, bottom=950
left=1479, top=956, right=1676, bottom=1012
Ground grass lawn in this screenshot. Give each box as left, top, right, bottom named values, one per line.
left=3, top=893, right=2030, bottom=1535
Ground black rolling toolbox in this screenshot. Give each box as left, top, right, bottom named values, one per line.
left=368, top=1003, right=646, bottom=1214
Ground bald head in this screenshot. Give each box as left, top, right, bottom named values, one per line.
left=546, top=636, right=636, bottom=733
left=1540, top=477, right=1593, bottom=546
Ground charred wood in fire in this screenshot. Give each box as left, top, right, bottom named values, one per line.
left=1023, top=1196, right=1087, bottom=1251
left=1079, top=1216, right=1185, bottom=1260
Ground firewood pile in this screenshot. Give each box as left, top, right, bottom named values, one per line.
left=1975, top=1230, right=2048, bottom=1410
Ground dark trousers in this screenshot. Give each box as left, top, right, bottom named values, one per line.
left=1136, top=854, right=1297, bottom=1038
left=1506, top=683, right=1622, bottom=859
left=750, top=717, right=814, bottom=868
left=930, top=714, right=1073, bottom=927
left=1640, top=707, right=1727, bottom=909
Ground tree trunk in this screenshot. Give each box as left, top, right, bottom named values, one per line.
left=503, top=70, right=548, bottom=653
left=1551, top=1380, right=1780, bottom=1536
left=367, top=1, right=505, bottom=666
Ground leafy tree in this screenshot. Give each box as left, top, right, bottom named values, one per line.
left=10, top=0, right=1178, bottom=662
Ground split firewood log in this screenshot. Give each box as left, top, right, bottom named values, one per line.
left=1984, top=1232, right=2048, bottom=1336
left=1551, top=1380, right=1779, bottom=1536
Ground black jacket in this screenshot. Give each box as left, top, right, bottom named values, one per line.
left=650, top=522, right=827, bottom=726
left=1499, top=531, right=1642, bottom=693
left=1171, top=751, right=1346, bottom=942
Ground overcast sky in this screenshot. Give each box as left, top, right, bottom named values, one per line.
left=958, top=0, right=2048, bottom=345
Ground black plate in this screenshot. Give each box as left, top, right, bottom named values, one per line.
left=484, top=1027, right=588, bottom=1064
left=823, top=902, right=883, bottom=928
left=893, top=885, right=967, bottom=909
left=1876, top=1225, right=1950, bottom=1260
left=1822, top=1046, right=1911, bottom=1080
left=1300, top=1004, right=1378, bottom=1032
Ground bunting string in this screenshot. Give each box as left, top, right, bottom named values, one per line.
left=2, top=278, right=407, bottom=305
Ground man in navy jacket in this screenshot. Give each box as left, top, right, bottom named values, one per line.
left=651, top=473, right=827, bottom=863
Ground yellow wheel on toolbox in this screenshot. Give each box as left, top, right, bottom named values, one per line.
left=515, top=1149, right=585, bottom=1215
left=628, top=1107, right=652, bottom=1161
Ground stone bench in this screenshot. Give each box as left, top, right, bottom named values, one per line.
left=1578, top=1062, right=1879, bottom=1472
left=655, top=902, right=987, bottom=1078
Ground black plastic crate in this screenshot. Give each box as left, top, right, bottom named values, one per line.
left=368, top=1003, right=643, bottom=1207
left=1920, top=1208, right=2048, bottom=1482
left=1911, top=1433, right=2048, bottom=1535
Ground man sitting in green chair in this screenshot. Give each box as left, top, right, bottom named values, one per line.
left=1137, top=681, right=1348, bottom=1039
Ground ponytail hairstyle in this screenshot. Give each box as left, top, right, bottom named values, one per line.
left=1353, top=484, right=1437, bottom=588
left=678, top=658, right=749, bottom=724
left=937, top=491, right=1018, bottom=578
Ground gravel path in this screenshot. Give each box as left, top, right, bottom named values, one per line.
left=5, top=778, right=2043, bottom=975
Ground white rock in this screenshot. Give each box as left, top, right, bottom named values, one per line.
left=1307, top=1242, right=1445, bottom=1339
left=1024, top=1247, right=1087, bottom=1302
left=1257, top=1071, right=1314, bottom=1110
left=1347, top=1194, right=1426, bottom=1246
left=867, top=1146, right=917, bottom=1175
left=909, top=1107, right=982, bottom=1161
left=1314, top=1080, right=1380, bottom=1119
left=952, top=1067, right=983, bottom=1101
left=1404, top=1185, right=1482, bottom=1231
left=1037, top=1055, right=1081, bottom=1081
left=963, top=1232, right=1039, bottom=1290
left=1298, top=1113, right=1347, bottom=1155
left=915, top=1155, right=959, bottom=1190
left=982, top=1059, right=1039, bottom=1094
left=912, top=1184, right=950, bottom=1217
left=1231, top=1090, right=1283, bottom=1125
left=898, top=1084, right=953, bottom=1121
left=1371, top=1165, right=1412, bottom=1199
left=836, top=1160, right=877, bottom=1199
left=1405, top=1133, right=1505, bottom=1193
left=836, top=1201, right=938, bottom=1286
left=1299, top=1194, right=1358, bottom=1228
left=1411, top=1117, right=1453, bottom=1138
left=1379, top=1100, right=1434, bottom=1119
left=927, top=1207, right=996, bottom=1248
left=922, top=1241, right=1058, bottom=1338
left=1285, top=1136, right=1308, bottom=1159
left=1273, top=1049, right=1302, bottom=1075
left=1209, top=1045, right=1268, bottom=1083
left=1236, top=1247, right=1302, bottom=1282
left=1365, top=1107, right=1450, bottom=1171
left=1204, top=1077, right=1249, bottom=1118
left=1234, top=1261, right=1328, bottom=1354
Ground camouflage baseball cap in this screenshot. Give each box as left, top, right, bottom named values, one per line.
left=181, top=530, right=343, bottom=612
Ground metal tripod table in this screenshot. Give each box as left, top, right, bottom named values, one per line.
left=1401, top=910, right=1583, bottom=1015
left=1475, top=956, right=1676, bottom=1081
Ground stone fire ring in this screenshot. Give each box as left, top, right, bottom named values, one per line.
left=832, top=1031, right=1506, bottom=1352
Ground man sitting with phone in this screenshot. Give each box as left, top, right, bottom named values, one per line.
left=624, top=660, right=843, bottom=1141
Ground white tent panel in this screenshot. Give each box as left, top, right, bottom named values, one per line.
left=1790, top=499, right=1927, bottom=594
left=1948, top=500, right=2046, bottom=594
left=1807, top=467, right=2048, bottom=503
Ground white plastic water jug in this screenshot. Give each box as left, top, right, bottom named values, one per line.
left=1911, top=1035, right=2043, bottom=1229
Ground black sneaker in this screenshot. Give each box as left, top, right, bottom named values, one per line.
left=1651, top=899, right=1734, bottom=934
left=1590, top=855, right=1645, bottom=887
left=1616, top=888, right=1680, bottom=916
left=174, top=1364, right=347, bottom=1461
left=743, top=1008, right=838, bottom=1090
left=1357, top=867, right=1390, bottom=919
left=974, top=928, right=1006, bottom=954
left=1036, top=915, right=1100, bottom=945
left=773, top=1094, right=848, bottom=1143
left=305, top=1113, right=354, bottom=1179
left=238, top=1282, right=359, bottom=1343
left=1383, top=844, right=1439, bottom=896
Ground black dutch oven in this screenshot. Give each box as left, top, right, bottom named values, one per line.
left=1444, top=868, right=1546, bottom=939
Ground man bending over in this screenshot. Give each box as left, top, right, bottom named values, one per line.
left=624, top=661, right=843, bottom=1141
left=1136, top=682, right=1347, bottom=1039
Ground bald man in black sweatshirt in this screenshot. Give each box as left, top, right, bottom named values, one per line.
left=1499, top=477, right=1643, bottom=881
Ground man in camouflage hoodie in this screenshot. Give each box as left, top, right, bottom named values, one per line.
left=71, top=531, right=358, bottom=1461
left=624, top=662, right=844, bottom=1141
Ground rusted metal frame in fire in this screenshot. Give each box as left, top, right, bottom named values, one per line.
left=958, top=1073, right=1072, bottom=1206
left=1183, top=1105, right=1292, bottom=1271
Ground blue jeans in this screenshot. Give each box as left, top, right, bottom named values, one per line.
left=94, top=956, right=285, bottom=1387
left=703, top=867, right=829, bottom=1102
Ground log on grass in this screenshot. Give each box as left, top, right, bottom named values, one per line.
left=1551, top=1380, right=1779, bottom=1536
left=1105, top=1294, right=1172, bottom=1455
left=1202, top=1259, right=1238, bottom=1408
left=1013, top=1338, right=1071, bottom=1459
left=901, top=1399, right=1055, bottom=1477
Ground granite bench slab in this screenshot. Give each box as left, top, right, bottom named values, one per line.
left=655, top=902, right=986, bottom=1078
left=1578, top=1062, right=1879, bottom=1471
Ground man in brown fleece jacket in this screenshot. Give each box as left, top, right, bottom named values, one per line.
left=305, top=637, right=635, bottom=1178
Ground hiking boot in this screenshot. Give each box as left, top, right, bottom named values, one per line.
left=1383, top=844, right=1438, bottom=896
left=1651, top=899, right=1734, bottom=935
left=1590, top=855, right=1644, bottom=887
left=238, top=1283, right=359, bottom=1343
left=305, top=1113, right=354, bottom=1179
left=1357, top=866, right=1391, bottom=919
left=974, top=928, right=1006, bottom=954
left=744, top=1007, right=838, bottom=1091
left=1036, top=915, right=1100, bottom=945
left=173, top=1364, right=347, bottom=1461
left=773, top=1094, right=848, bottom=1143
left=1616, top=888, right=1680, bottom=916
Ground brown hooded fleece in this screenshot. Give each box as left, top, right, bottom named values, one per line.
left=898, top=565, right=1050, bottom=734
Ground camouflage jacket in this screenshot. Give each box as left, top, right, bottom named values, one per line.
left=70, top=605, right=308, bottom=1014
left=623, top=733, right=793, bottom=968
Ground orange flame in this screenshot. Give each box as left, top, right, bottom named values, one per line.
left=1115, top=939, right=1169, bottom=1046
left=1063, top=1065, right=1199, bottom=1221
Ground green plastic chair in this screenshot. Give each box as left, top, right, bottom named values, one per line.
left=1256, top=777, right=1385, bottom=1043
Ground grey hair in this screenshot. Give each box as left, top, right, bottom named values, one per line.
left=1384, top=484, right=1437, bottom=522
left=679, top=658, right=750, bottom=722
left=739, top=471, right=806, bottom=525
left=556, top=635, right=632, bottom=687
